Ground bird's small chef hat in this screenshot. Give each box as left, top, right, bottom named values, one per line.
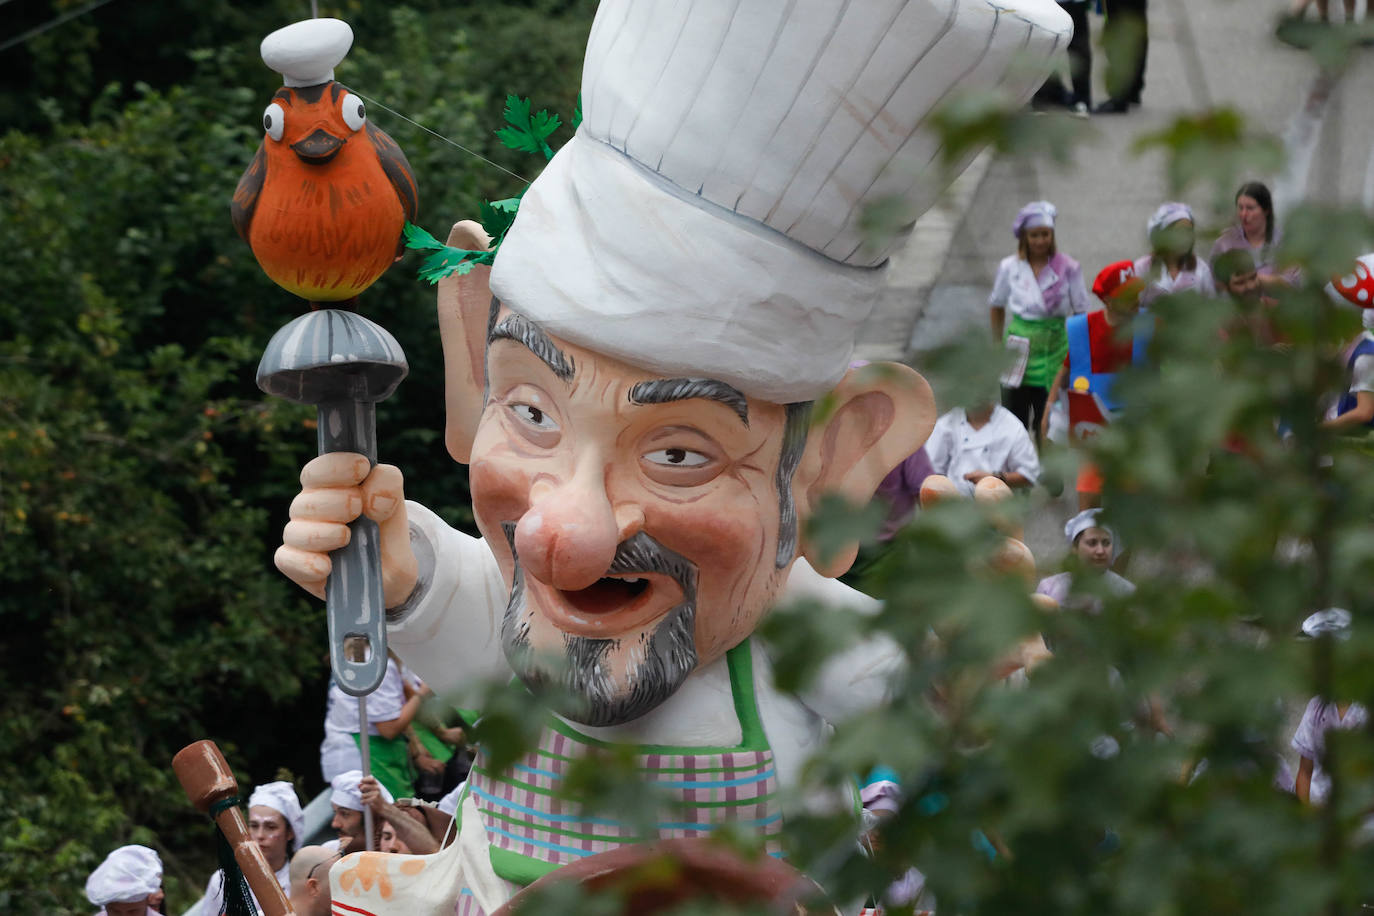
left=248, top=780, right=306, bottom=845
left=261, top=18, right=354, bottom=88
left=85, top=845, right=162, bottom=906
left=491, top=0, right=1073, bottom=404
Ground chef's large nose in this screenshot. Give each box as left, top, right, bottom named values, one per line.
left=514, top=466, right=643, bottom=591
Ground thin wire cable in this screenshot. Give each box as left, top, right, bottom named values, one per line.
left=0, top=0, right=120, bottom=53
left=342, top=86, right=531, bottom=184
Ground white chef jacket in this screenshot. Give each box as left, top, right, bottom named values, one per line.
left=924, top=406, right=1041, bottom=497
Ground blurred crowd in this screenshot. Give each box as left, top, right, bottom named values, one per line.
left=86, top=651, right=473, bottom=916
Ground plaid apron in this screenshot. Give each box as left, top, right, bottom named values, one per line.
left=456, top=639, right=783, bottom=915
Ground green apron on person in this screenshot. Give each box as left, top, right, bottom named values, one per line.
left=352, top=731, right=416, bottom=800
left=1005, top=312, right=1070, bottom=389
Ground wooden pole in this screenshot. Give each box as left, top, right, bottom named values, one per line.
left=173, top=740, right=293, bottom=916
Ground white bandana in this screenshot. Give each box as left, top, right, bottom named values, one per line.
left=330, top=769, right=393, bottom=811
left=85, top=845, right=161, bottom=905
left=248, top=781, right=305, bottom=846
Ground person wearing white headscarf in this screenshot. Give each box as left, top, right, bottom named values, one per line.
left=1135, top=202, right=1215, bottom=309
left=1292, top=610, right=1368, bottom=805
left=86, top=845, right=163, bottom=916
left=989, top=199, right=1091, bottom=438
left=326, top=768, right=393, bottom=855
left=319, top=652, right=427, bottom=799
left=1321, top=254, right=1374, bottom=432
left=1034, top=509, right=1134, bottom=614
left=201, top=782, right=302, bottom=916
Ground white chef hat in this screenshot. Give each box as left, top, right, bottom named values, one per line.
left=1146, top=202, right=1195, bottom=238
left=248, top=781, right=306, bottom=845
left=260, top=18, right=353, bottom=88
left=491, top=0, right=1072, bottom=403
left=85, top=844, right=162, bottom=906
left=1064, top=508, right=1119, bottom=553
left=330, top=770, right=392, bottom=811
left=1301, top=608, right=1352, bottom=639
left=1013, top=200, right=1058, bottom=237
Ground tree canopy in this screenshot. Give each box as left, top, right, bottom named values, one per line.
left=0, top=2, right=591, bottom=911
left=4, top=3, right=1374, bottom=916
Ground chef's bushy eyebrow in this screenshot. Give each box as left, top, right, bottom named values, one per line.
left=488, top=312, right=575, bottom=382
left=628, top=378, right=748, bottom=427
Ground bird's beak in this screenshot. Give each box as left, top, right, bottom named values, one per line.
left=291, top=129, right=346, bottom=164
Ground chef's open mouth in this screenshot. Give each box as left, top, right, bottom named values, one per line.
left=558, top=573, right=677, bottom=617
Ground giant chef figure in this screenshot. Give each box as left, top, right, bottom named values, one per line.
left=275, top=1, right=1071, bottom=912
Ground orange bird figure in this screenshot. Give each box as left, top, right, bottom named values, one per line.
left=231, top=20, right=417, bottom=307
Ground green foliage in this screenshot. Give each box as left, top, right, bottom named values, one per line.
left=0, top=3, right=595, bottom=912
left=496, top=93, right=563, bottom=160
left=1133, top=109, right=1285, bottom=215
left=7, top=4, right=1374, bottom=916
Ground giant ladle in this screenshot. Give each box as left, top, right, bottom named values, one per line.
left=257, top=308, right=407, bottom=697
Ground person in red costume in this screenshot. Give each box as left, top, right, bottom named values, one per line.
left=1041, top=261, right=1149, bottom=509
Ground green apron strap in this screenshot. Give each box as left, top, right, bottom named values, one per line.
left=725, top=639, right=768, bottom=751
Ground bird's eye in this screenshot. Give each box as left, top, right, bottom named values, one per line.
left=340, top=92, right=366, bottom=131
left=262, top=102, right=286, bottom=141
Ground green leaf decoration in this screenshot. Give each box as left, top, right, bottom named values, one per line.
left=572, top=93, right=583, bottom=130
left=401, top=220, right=447, bottom=252
left=495, top=94, right=561, bottom=161
left=404, top=221, right=494, bottom=284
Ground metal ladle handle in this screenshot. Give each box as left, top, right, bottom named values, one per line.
left=317, top=398, right=387, bottom=697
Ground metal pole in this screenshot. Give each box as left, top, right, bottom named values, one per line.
left=358, top=696, right=374, bottom=852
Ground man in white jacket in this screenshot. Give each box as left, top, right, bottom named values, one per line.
left=270, top=2, right=1071, bottom=912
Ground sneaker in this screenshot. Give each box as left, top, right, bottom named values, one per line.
left=1092, top=98, right=1131, bottom=115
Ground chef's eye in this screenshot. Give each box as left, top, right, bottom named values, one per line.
left=643, top=448, right=710, bottom=468
left=262, top=102, right=286, bottom=141
left=511, top=403, right=557, bottom=430
left=341, top=92, right=366, bottom=131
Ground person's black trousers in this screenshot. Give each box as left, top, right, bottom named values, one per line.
left=1102, top=0, right=1148, bottom=105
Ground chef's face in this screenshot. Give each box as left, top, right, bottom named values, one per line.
left=1024, top=226, right=1054, bottom=259
left=248, top=806, right=292, bottom=871
left=1075, top=527, right=1114, bottom=570
left=471, top=307, right=801, bottom=726
left=104, top=903, right=151, bottom=916
left=330, top=805, right=362, bottom=847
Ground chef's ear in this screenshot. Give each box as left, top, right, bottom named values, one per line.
left=795, top=362, right=936, bottom=577
left=437, top=220, right=494, bottom=465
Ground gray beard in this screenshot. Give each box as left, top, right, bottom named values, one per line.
left=500, top=526, right=700, bottom=728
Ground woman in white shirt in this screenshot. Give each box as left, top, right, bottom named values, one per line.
left=1135, top=202, right=1215, bottom=309
left=319, top=651, right=429, bottom=799
left=989, top=200, right=1091, bottom=439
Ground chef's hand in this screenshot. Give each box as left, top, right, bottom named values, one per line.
left=274, top=453, right=418, bottom=608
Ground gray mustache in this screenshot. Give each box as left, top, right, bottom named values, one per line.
left=606, top=533, right=697, bottom=601
left=500, top=524, right=698, bottom=602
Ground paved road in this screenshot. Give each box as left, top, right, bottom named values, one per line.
left=859, top=0, right=1374, bottom=567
